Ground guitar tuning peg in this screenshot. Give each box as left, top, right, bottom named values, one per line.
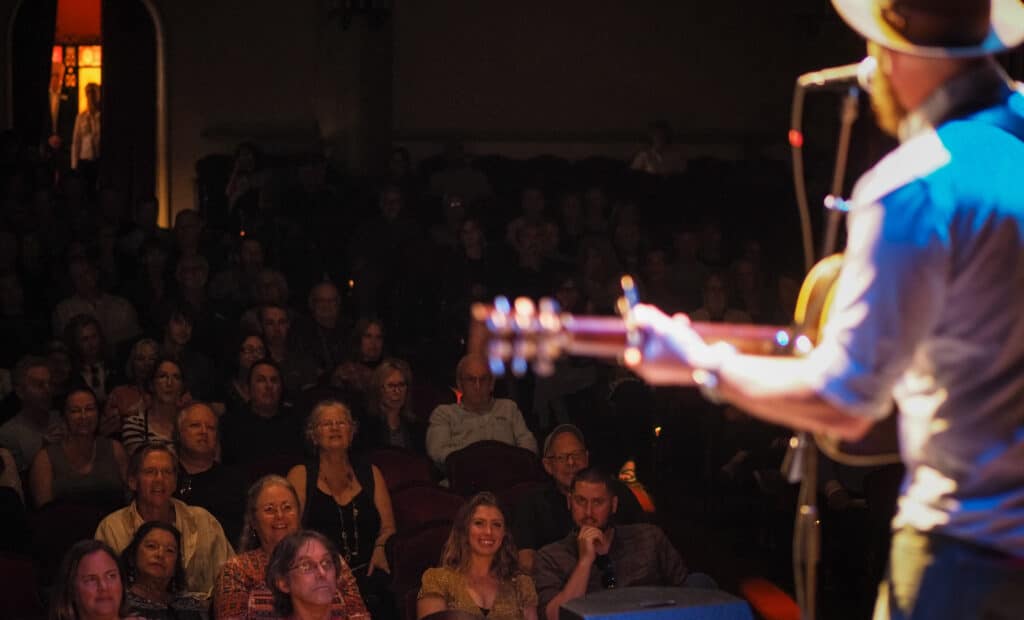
left=511, top=357, right=528, bottom=377
left=488, top=357, right=506, bottom=377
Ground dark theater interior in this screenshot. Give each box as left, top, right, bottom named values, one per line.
left=2, top=1, right=1024, bottom=619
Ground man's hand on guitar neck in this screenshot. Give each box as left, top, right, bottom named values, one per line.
left=624, top=304, right=875, bottom=442
left=624, top=304, right=728, bottom=386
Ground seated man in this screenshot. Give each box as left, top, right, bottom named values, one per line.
left=425, top=354, right=538, bottom=468
left=260, top=303, right=320, bottom=395
left=533, top=468, right=688, bottom=620
left=219, top=359, right=304, bottom=466
left=0, top=356, right=62, bottom=472
left=95, top=442, right=234, bottom=593
left=511, top=425, right=645, bottom=573
left=52, top=255, right=140, bottom=349
left=174, top=402, right=246, bottom=545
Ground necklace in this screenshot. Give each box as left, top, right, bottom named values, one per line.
left=337, top=503, right=360, bottom=563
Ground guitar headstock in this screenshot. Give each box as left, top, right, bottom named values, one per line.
left=470, top=296, right=568, bottom=377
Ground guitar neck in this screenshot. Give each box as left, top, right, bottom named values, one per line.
left=560, top=315, right=793, bottom=359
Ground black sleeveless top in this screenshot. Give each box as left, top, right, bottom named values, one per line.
left=302, top=458, right=381, bottom=573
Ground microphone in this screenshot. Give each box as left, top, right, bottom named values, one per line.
left=797, top=56, right=877, bottom=92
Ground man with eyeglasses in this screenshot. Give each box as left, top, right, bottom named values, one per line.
left=425, top=354, right=538, bottom=468
left=511, top=424, right=644, bottom=573
left=533, top=467, right=690, bottom=620
left=95, top=442, right=234, bottom=593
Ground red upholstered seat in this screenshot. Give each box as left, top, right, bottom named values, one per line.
left=367, top=447, right=435, bottom=492
left=391, top=483, right=465, bottom=531
left=445, top=440, right=545, bottom=496
left=0, top=553, right=44, bottom=619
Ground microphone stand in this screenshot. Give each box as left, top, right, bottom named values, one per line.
left=785, top=83, right=861, bottom=620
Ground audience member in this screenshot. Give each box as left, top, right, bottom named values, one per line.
left=49, top=539, right=130, bottom=620
left=209, top=237, right=265, bottom=315
left=219, top=359, right=304, bottom=466
left=293, top=280, right=351, bottom=372
left=174, top=402, right=246, bottom=545
left=689, top=273, right=751, bottom=324
left=120, top=521, right=209, bottom=619
left=53, top=255, right=140, bottom=349
left=534, top=468, right=690, bottom=620
left=511, top=425, right=645, bottom=573
left=360, top=358, right=425, bottom=453
left=427, top=141, right=492, bottom=205
left=0, top=355, right=62, bottom=472
left=629, top=120, right=685, bottom=176
left=103, top=338, right=160, bottom=437
left=95, top=443, right=234, bottom=593
left=332, top=318, right=386, bottom=396
left=288, top=400, right=397, bottom=619
left=121, top=358, right=189, bottom=455
left=171, top=253, right=227, bottom=358
left=64, top=313, right=121, bottom=404
left=223, top=332, right=266, bottom=413
left=214, top=476, right=360, bottom=619
left=124, top=239, right=172, bottom=334
left=29, top=387, right=126, bottom=508
left=417, top=492, right=538, bottom=620
left=266, top=530, right=371, bottom=620
left=426, top=355, right=537, bottom=468
left=260, top=303, right=320, bottom=395
left=158, top=305, right=216, bottom=403
left=238, top=267, right=290, bottom=334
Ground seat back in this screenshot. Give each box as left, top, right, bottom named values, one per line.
left=388, top=520, right=453, bottom=599
left=0, top=553, right=44, bottom=620
left=367, top=447, right=435, bottom=492
left=445, top=440, right=545, bottom=496
left=391, top=483, right=465, bottom=531
left=31, top=500, right=111, bottom=586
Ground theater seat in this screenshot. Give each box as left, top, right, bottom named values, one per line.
left=0, top=553, right=44, bottom=619
left=388, top=520, right=453, bottom=602
left=738, top=577, right=800, bottom=620
left=445, top=440, right=545, bottom=496
left=391, top=483, right=465, bottom=531
left=30, top=500, right=111, bottom=586
left=366, top=447, right=435, bottom=493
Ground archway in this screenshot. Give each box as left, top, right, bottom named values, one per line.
left=7, top=0, right=168, bottom=226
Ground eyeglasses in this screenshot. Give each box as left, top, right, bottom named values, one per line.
left=67, top=404, right=98, bottom=416
left=460, top=374, right=492, bottom=386
left=545, top=450, right=587, bottom=465
left=384, top=381, right=407, bottom=391
left=595, top=554, right=617, bottom=589
left=260, top=502, right=296, bottom=517
left=241, top=346, right=265, bottom=356
left=290, top=558, right=336, bottom=575
left=317, top=420, right=352, bottom=429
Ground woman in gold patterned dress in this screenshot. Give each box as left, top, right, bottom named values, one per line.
left=417, top=492, right=538, bottom=620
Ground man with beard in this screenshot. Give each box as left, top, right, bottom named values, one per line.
left=627, top=1, right=1024, bottom=617
left=533, top=468, right=688, bottom=620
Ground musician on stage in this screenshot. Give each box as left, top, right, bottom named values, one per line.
left=627, top=1, right=1024, bottom=617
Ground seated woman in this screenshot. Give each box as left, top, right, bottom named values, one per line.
left=50, top=539, right=132, bottom=620
left=121, top=357, right=190, bottom=454
left=102, top=338, right=160, bottom=437
left=287, top=400, right=397, bottom=619
left=122, top=521, right=209, bottom=619
left=266, top=530, right=371, bottom=620
left=30, top=387, right=127, bottom=508
left=360, top=358, right=425, bottom=453
left=213, top=475, right=368, bottom=619
left=331, top=319, right=386, bottom=397
left=418, top=492, right=538, bottom=620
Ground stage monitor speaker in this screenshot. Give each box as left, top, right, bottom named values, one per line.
left=559, top=586, right=754, bottom=620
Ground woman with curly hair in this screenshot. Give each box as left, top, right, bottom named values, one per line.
left=417, top=492, right=537, bottom=620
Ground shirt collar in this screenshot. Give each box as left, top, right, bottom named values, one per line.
left=899, top=60, right=1014, bottom=142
